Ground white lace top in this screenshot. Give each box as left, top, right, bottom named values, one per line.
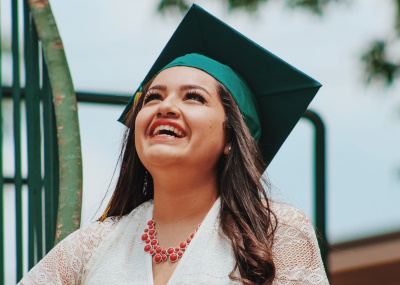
left=18, top=199, right=329, bottom=284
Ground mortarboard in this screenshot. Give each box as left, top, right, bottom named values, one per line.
left=119, top=4, right=321, bottom=167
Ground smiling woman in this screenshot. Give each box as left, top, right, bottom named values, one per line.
left=18, top=4, right=328, bottom=285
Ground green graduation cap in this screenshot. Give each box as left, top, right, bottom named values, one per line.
left=119, top=4, right=321, bottom=167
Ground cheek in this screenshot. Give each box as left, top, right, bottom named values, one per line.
left=192, top=110, right=226, bottom=148
left=134, top=109, right=151, bottom=148
left=135, top=108, right=152, bottom=134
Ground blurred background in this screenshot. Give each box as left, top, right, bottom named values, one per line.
left=1, top=0, right=400, bottom=284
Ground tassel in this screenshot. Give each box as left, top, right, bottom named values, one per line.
left=98, top=205, right=110, bottom=222
left=99, top=192, right=115, bottom=222
left=133, top=86, right=143, bottom=109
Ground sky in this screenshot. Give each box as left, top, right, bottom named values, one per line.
left=2, top=0, right=400, bottom=283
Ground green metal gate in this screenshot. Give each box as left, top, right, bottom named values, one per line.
left=0, top=0, right=61, bottom=283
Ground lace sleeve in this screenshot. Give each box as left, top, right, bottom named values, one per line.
left=272, top=203, right=329, bottom=285
left=17, top=217, right=118, bottom=285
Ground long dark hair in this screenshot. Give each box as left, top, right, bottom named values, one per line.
left=102, top=79, right=277, bottom=285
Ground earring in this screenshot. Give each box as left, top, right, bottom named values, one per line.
left=228, top=146, right=231, bottom=151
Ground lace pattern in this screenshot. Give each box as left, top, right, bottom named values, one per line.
left=271, top=203, right=329, bottom=285
left=18, top=201, right=329, bottom=285
left=18, top=217, right=118, bottom=285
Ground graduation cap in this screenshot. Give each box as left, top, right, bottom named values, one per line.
left=119, top=4, right=321, bottom=167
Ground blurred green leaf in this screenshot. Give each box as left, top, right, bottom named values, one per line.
left=227, top=0, right=269, bottom=12
left=157, top=0, right=190, bottom=14
left=361, top=40, right=400, bottom=86
left=286, top=0, right=326, bottom=15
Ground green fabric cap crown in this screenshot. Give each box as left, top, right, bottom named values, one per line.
left=119, top=4, right=321, bottom=167
left=160, top=53, right=261, bottom=141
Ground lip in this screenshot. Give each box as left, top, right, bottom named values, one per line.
left=149, top=119, right=186, bottom=139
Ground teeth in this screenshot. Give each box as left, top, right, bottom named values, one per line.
left=152, top=124, right=184, bottom=137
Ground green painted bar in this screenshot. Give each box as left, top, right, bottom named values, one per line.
left=12, top=0, right=24, bottom=281
left=24, top=2, right=43, bottom=268
left=43, top=56, right=59, bottom=253
left=302, top=110, right=328, bottom=276
left=31, top=19, right=43, bottom=263
left=0, top=0, right=4, bottom=282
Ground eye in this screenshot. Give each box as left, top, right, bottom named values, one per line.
left=143, top=92, right=162, bottom=104
left=184, top=91, right=206, bottom=104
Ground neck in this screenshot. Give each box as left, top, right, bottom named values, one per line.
left=151, top=169, right=218, bottom=225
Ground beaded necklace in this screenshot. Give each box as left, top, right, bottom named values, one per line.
left=142, top=220, right=201, bottom=263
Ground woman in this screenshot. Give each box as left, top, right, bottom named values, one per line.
left=19, top=5, right=328, bottom=285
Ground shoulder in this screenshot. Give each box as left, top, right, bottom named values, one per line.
left=270, top=201, right=315, bottom=235
left=18, top=217, right=120, bottom=285
left=268, top=201, right=329, bottom=284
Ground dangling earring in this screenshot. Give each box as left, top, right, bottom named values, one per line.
left=143, top=170, right=149, bottom=195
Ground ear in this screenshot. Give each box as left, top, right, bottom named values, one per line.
left=223, top=144, right=231, bottom=155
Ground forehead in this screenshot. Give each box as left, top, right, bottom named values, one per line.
left=150, top=66, right=219, bottom=90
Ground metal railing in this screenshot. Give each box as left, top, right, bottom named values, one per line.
left=1, top=1, right=60, bottom=283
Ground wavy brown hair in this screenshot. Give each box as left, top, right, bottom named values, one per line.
left=103, top=79, right=277, bottom=285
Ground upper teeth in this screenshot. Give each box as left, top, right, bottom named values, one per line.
left=152, top=125, right=183, bottom=137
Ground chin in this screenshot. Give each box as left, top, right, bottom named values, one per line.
left=141, top=151, right=184, bottom=169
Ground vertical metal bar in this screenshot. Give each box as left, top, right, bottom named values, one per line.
left=43, top=54, right=59, bottom=253
left=302, top=110, right=328, bottom=278
left=12, top=0, right=24, bottom=281
left=24, top=0, right=43, bottom=268
left=0, top=0, right=4, bottom=282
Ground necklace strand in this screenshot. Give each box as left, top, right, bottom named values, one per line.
left=142, top=220, right=201, bottom=263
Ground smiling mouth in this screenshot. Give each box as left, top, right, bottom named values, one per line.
left=151, top=125, right=186, bottom=138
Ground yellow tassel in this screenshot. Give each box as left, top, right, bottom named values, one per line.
left=98, top=188, right=119, bottom=222
left=98, top=204, right=110, bottom=222
left=133, top=91, right=142, bottom=109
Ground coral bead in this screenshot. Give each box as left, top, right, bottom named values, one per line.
left=146, top=239, right=150, bottom=244
left=148, top=220, right=154, bottom=226
left=144, top=245, right=151, bottom=252
left=150, top=239, right=158, bottom=246
left=150, top=235, right=155, bottom=240
left=149, top=229, right=155, bottom=235
left=149, top=249, right=155, bottom=255
left=154, top=254, right=162, bottom=263
left=187, top=238, right=191, bottom=244
left=144, top=228, right=149, bottom=233
left=141, top=234, right=148, bottom=241
left=156, top=247, right=162, bottom=254
left=167, top=247, right=174, bottom=255
left=190, top=233, right=195, bottom=239
left=162, top=249, right=166, bottom=255
left=162, top=254, right=167, bottom=261
left=180, top=242, right=187, bottom=249
left=169, top=253, right=178, bottom=263
left=177, top=251, right=183, bottom=257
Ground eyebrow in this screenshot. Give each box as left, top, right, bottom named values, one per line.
left=148, top=84, right=211, bottom=96
left=148, top=85, right=167, bottom=91
left=180, top=84, right=210, bottom=96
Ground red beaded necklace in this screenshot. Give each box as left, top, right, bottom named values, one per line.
left=142, top=220, right=201, bottom=263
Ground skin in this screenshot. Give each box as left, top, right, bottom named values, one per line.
left=135, top=66, right=231, bottom=285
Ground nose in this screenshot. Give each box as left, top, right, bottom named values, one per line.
left=156, top=96, right=180, bottom=118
